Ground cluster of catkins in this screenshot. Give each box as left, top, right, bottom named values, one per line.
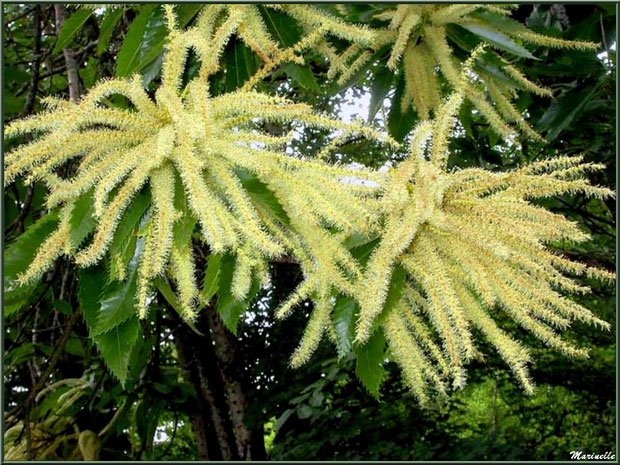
left=3, top=4, right=614, bottom=400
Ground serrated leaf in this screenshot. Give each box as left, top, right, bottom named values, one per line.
left=4, top=212, right=59, bottom=289
left=69, top=190, right=96, bottom=248
left=332, top=296, right=358, bottom=358
left=201, top=254, right=222, bottom=305
left=97, top=7, right=125, bottom=55
left=470, top=10, right=530, bottom=35
left=115, top=5, right=159, bottom=77
left=354, top=330, right=386, bottom=399
left=4, top=212, right=59, bottom=316
left=78, top=264, right=106, bottom=336
left=94, top=316, right=140, bottom=386
left=461, top=24, right=537, bottom=60
left=53, top=9, right=93, bottom=55
left=368, top=65, right=394, bottom=122
left=216, top=254, right=260, bottom=334
left=536, top=84, right=598, bottom=142
left=92, top=235, right=144, bottom=336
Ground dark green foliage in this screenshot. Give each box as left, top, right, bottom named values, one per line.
left=2, top=3, right=615, bottom=461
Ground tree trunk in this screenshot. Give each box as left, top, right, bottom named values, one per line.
left=174, top=318, right=237, bottom=460
left=206, top=308, right=267, bottom=461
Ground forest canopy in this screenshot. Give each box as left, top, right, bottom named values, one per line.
left=2, top=3, right=616, bottom=461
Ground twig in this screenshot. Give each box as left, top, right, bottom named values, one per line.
left=7, top=309, right=83, bottom=419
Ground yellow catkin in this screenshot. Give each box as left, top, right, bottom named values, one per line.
left=325, top=4, right=597, bottom=140
left=4, top=13, right=394, bottom=326
left=356, top=89, right=613, bottom=399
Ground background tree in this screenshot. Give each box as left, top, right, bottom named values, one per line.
left=3, top=3, right=616, bottom=461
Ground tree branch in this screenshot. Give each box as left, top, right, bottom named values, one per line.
left=7, top=309, right=83, bottom=420
left=54, top=4, right=82, bottom=102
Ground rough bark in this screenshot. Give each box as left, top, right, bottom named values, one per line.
left=206, top=308, right=267, bottom=461
left=173, top=315, right=237, bottom=460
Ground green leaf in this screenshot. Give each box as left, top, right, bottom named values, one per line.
left=281, top=62, right=321, bottom=92
left=368, top=65, right=394, bottom=122
left=136, top=398, right=164, bottom=452
left=132, top=4, right=203, bottom=81
left=115, top=5, right=159, bottom=77
left=224, top=39, right=260, bottom=92
left=350, top=237, right=380, bottom=267
left=201, top=254, right=223, bottom=305
left=97, top=7, right=125, bottom=55
left=354, top=330, right=386, bottom=399
left=109, top=189, right=149, bottom=280
left=94, top=316, right=141, bottom=386
left=259, top=5, right=302, bottom=47
left=65, top=337, right=85, bottom=357
left=216, top=254, right=260, bottom=334
left=92, top=235, right=144, bottom=336
left=140, top=52, right=164, bottom=87
left=69, top=190, right=96, bottom=248
left=470, top=10, right=530, bottom=35
left=78, top=264, right=106, bottom=336
left=388, top=72, right=417, bottom=142
left=536, top=84, right=598, bottom=142
left=6, top=343, right=35, bottom=370
left=53, top=9, right=93, bottom=55
left=4, top=213, right=59, bottom=316
left=274, top=408, right=294, bottom=433
left=309, top=391, right=325, bottom=407
left=154, top=276, right=204, bottom=336
left=381, top=264, right=407, bottom=325
left=460, top=24, right=536, bottom=60
left=175, top=4, right=204, bottom=28
left=332, top=296, right=358, bottom=358
left=297, top=404, right=314, bottom=419
left=126, top=333, right=155, bottom=387
left=4, top=212, right=59, bottom=290
left=52, top=299, right=73, bottom=316
left=79, top=57, right=100, bottom=90
left=236, top=169, right=291, bottom=226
